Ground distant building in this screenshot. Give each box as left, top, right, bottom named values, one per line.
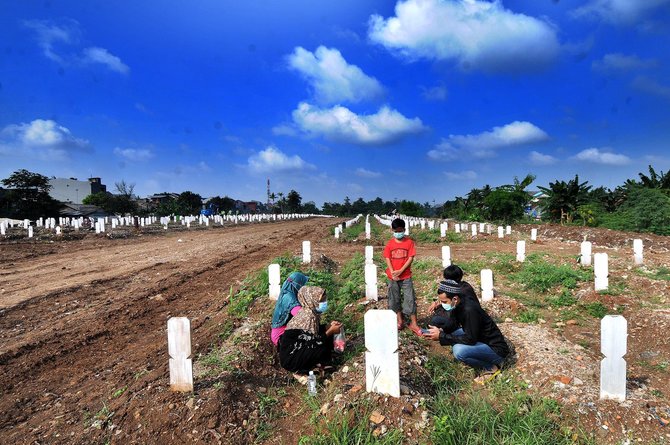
left=49, top=177, right=107, bottom=204
left=60, top=203, right=108, bottom=218
left=525, top=191, right=547, bottom=219
left=148, top=193, right=180, bottom=205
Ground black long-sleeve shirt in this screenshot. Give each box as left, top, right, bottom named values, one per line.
left=438, top=298, right=510, bottom=358
left=433, top=280, right=480, bottom=332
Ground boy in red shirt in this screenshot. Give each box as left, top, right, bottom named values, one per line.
left=383, top=218, right=420, bottom=335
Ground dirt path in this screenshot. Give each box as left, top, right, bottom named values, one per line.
left=0, top=218, right=339, bottom=444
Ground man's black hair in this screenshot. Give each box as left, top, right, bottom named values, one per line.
left=443, top=264, right=464, bottom=282
left=391, top=218, right=405, bottom=230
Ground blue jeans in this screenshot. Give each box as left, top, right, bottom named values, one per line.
left=449, top=328, right=504, bottom=371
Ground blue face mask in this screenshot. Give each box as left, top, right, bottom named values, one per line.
left=393, top=232, right=405, bottom=240
left=441, top=303, right=453, bottom=311
left=316, top=301, right=328, bottom=313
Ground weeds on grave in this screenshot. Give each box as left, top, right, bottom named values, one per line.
left=517, top=309, right=541, bottom=323
left=637, top=266, right=670, bottom=281
left=547, top=289, right=578, bottom=308
left=430, top=373, right=596, bottom=445
left=413, top=229, right=464, bottom=244
left=342, top=221, right=366, bottom=241
left=298, top=400, right=404, bottom=445
left=598, top=280, right=627, bottom=296
left=583, top=302, right=608, bottom=318
left=510, top=254, right=592, bottom=293
left=110, top=386, right=127, bottom=399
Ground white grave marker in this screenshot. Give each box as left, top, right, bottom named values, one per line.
left=580, top=241, right=592, bottom=267
left=365, top=246, right=374, bottom=264
left=442, top=246, right=451, bottom=268
left=440, top=223, right=447, bottom=238
left=481, top=269, right=493, bottom=302
left=454, top=224, right=460, bottom=233
left=497, top=226, right=504, bottom=238
left=600, top=315, right=627, bottom=402
left=516, top=240, right=525, bottom=262
left=302, top=241, right=311, bottom=264
left=531, top=228, right=537, bottom=241
left=594, top=253, right=608, bottom=291
left=268, top=264, right=281, bottom=300
left=365, top=263, right=378, bottom=301
left=506, top=225, right=511, bottom=235
left=633, top=239, right=643, bottom=266
left=167, top=317, right=193, bottom=392
left=471, top=225, right=477, bottom=237
left=365, top=310, right=400, bottom=398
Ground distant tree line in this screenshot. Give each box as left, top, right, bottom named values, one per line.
left=441, top=166, right=670, bottom=235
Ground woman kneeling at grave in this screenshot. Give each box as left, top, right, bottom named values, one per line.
left=278, top=286, right=342, bottom=373
left=270, top=272, right=309, bottom=346
left=423, top=280, right=510, bottom=384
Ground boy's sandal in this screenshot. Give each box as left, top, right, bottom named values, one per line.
left=409, top=326, right=424, bottom=338
left=474, top=369, right=501, bottom=385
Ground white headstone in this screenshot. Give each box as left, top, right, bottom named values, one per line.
left=506, top=225, right=511, bottom=235
left=365, top=264, right=378, bottom=301
left=28, top=226, right=34, bottom=238
left=268, top=264, right=281, bottom=300
left=56, top=226, right=62, bottom=235
left=471, top=225, right=477, bottom=237
left=479, top=223, right=485, bottom=233
left=580, top=241, right=592, bottom=266
left=516, top=240, right=525, bottom=262
left=302, top=240, right=311, bottom=263
left=481, top=269, right=493, bottom=301
left=334, top=227, right=340, bottom=239
left=594, top=253, right=608, bottom=291
left=440, top=223, right=447, bottom=238
left=531, top=228, right=537, bottom=241
left=365, top=310, right=400, bottom=398
left=497, top=226, right=504, bottom=238
left=167, top=317, right=193, bottom=392
left=365, top=246, right=374, bottom=264
left=441, top=246, right=451, bottom=268
left=365, top=222, right=371, bottom=240
left=633, top=239, right=643, bottom=266
left=600, top=315, right=627, bottom=402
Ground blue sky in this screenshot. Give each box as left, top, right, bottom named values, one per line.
left=1, top=0, right=669, bottom=206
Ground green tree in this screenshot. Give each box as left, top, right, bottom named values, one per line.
left=630, top=165, right=670, bottom=190
left=1, top=169, right=61, bottom=219
left=302, top=201, right=320, bottom=214
left=483, top=188, right=528, bottom=223
left=286, top=189, right=302, bottom=213
left=538, top=175, right=591, bottom=223
left=177, top=191, right=203, bottom=215
left=398, top=200, right=424, bottom=217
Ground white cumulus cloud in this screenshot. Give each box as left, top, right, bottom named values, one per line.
left=421, top=85, right=448, bottom=101
left=113, top=147, right=154, bottom=161
left=288, top=46, right=384, bottom=104
left=83, top=47, right=129, bottom=74
left=368, top=0, right=560, bottom=73
left=445, top=170, right=477, bottom=180
left=247, top=146, right=315, bottom=174
left=428, top=121, right=549, bottom=160
left=0, top=119, right=91, bottom=161
left=292, top=102, right=426, bottom=146
left=573, top=0, right=670, bottom=25
left=573, top=148, right=630, bottom=165
left=592, top=53, right=657, bottom=71
left=355, top=167, right=382, bottom=178
left=632, top=76, right=670, bottom=100
left=529, top=150, right=557, bottom=165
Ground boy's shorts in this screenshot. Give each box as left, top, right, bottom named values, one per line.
left=387, top=278, right=416, bottom=316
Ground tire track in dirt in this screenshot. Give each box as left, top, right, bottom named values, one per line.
left=0, top=218, right=334, bottom=444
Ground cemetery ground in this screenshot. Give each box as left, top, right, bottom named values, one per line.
left=0, top=217, right=669, bottom=444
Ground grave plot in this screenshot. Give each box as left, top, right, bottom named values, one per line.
left=1, top=219, right=669, bottom=445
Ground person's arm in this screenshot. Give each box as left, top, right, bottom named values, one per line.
left=438, top=307, right=480, bottom=346
left=396, top=255, right=414, bottom=275
left=325, top=321, right=342, bottom=337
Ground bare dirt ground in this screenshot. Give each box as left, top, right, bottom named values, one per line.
left=1, top=220, right=669, bottom=444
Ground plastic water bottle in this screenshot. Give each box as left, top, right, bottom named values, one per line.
left=307, top=371, right=317, bottom=396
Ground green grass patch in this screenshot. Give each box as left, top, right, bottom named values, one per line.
left=341, top=219, right=365, bottom=241
left=582, top=302, right=608, bottom=319
left=430, top=376, right=595, bottom=445
left=546, top=289, right=578, bottom=308
left=510, top=255, right=592, bottom=293
left=637, top=266, right=670, bottom=281
left=517, top=309, right=541, bottom=323
left=413, top=229, right=464, bottom=244
left=298, top=404, right=404, bottom=445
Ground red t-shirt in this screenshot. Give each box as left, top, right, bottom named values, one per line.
left=383, top=237, right=416, bottom=280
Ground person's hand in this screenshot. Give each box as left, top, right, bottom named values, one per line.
left=391, top=270, right=401, bottom=280
left=326, top=321, right=342, bottom=336
left=423, top=325, right=441, bottom=341
left=428, top=301, right=440, bottom=313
